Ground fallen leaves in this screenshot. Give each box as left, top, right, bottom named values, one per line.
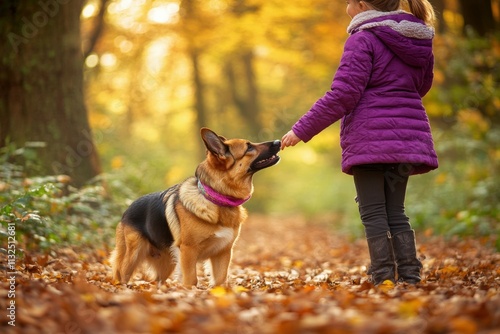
left=1, top=214, right=499, bottom=333
left=378, top=279, right=396, bottom=293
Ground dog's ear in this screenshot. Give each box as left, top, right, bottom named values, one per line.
left=201, top=128, right=228, bottom=158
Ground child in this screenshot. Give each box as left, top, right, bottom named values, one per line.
left=281, top=0, right=438, bottom=285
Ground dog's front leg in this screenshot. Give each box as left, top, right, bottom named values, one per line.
left=210, top=248, right=232, bottom=286
left=180, top=244, right=198, bottom=287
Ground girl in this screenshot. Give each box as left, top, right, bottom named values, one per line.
left=281, top=0, right=438, bottom=285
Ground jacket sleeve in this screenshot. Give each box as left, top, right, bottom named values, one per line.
left=418, top=53, right=434, bottom=97
left=292, top=33, right=374, bottom=143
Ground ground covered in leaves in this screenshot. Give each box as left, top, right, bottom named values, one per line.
left=1, top=215, right=499, bottom=333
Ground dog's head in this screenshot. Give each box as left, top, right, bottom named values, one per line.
left=197, top=128, right=280, bottom=197
left=201, top=128, right=280, bottom=173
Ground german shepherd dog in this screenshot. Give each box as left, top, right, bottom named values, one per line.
left=110, top=128, right=280, bottom=287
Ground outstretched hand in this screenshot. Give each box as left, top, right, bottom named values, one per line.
left=281, top=130, right=302, bottom=150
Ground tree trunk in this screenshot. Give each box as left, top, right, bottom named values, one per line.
left=179, top=0, right=208, bottom=158
left=224, top=51, right=261, bottom=137
left=0, top=0, right=101, bottom=187
left=241, top=51, right=261, bottom=136
left=190, top=48, right=208, bottom=135
left=457, top=0, right=496, bottom=36
left=224, top=0, right=261, bottom=138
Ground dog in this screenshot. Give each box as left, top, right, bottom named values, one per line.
left=110, top=128, right=280, bottom=287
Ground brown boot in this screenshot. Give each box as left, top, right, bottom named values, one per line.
left=392, top=230, right=422, bottom=284
left=366, top=232, right=396, bottom=285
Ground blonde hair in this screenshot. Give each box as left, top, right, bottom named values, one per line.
left=361, top=0, right=436, bottom=26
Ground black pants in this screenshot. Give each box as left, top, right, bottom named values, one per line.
left=352, top=164, right=412, bottom=238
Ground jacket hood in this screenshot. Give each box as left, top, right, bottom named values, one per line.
left=347, top=10, right=434, bottom=67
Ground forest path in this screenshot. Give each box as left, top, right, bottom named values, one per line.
left=2, top=215, right=499, bottom=333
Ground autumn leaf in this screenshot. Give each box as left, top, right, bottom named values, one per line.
left=378, top=279, right=396, bottom=293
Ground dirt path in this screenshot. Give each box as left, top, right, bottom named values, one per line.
left=1, top=215, right=499, bottom=333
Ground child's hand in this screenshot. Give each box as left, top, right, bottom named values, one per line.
left=281, top=130, right=302, bottom=150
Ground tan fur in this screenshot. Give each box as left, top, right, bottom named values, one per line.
left=109, top=128, right=279, bottom=287
left=179, top=179, right=219, bottom=225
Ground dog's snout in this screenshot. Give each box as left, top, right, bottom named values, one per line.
left=272, top=140, right=281, bottom=147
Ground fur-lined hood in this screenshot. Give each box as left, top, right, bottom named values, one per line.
left=347, top=10, right=434, bottom=67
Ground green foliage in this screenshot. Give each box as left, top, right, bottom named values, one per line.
left=0, top=180, right=55, bottom=251
left=0, top=144, right=126, bottom=252
left=407, top=125, right=500, bottom=240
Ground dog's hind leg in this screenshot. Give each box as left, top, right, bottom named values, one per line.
left=110, top=222, right=126, bottom=283
left=119, top=226, right=146, bottom=284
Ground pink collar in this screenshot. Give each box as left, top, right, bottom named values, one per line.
left=197, top=179, right=250, bottom=207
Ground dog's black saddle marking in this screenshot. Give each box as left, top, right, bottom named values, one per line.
left=121, top=189, right=176, bottom=250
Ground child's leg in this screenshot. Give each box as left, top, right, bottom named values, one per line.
left=353, top=165, right=395, bottom=285
left=352, top=164, right=389, bottom=238
left=383, top=164, right=410, bottom=234
left=383, top=164, right=422, bottom=284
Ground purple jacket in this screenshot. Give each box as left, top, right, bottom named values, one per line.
left=292, top=10, right=438, bottom=175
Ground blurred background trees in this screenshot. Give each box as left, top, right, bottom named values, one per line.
left=1, top=0, right=499, bottom=249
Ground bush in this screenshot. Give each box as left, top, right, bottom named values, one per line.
left=407, top=124, right=500, bottom=249
left=0, top=143, right=126, bottom=253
